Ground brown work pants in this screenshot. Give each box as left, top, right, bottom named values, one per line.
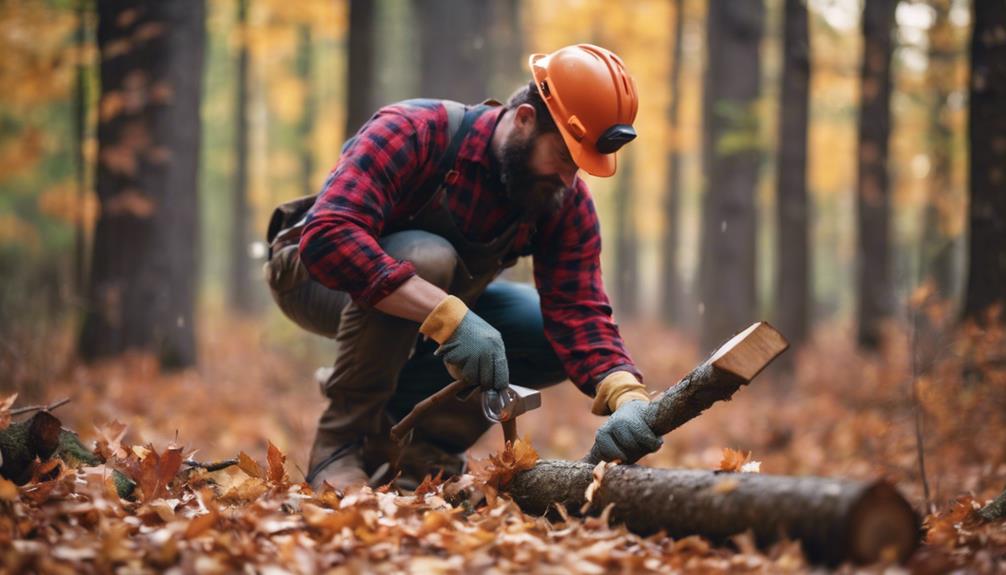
left=265, top=230, right=567, bottom=475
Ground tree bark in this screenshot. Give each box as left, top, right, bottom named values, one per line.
left=507, top=461, right=918, bottom=565
left=774, top=0, right=810, bottom=348
left=81, top=0, right=205, bottom=368
left=963, top=0, right=1006, bottom=325
left=346, top=0, right=376, bottom=136
left=229, top=0, right=253, bottom=313
left=855, top=0, right=898, bottom=349
left=415, top=0, right=489, bottom=103
left=699, top=0, right=764, bottom=351
left=660, top=0, right=685, bottom=326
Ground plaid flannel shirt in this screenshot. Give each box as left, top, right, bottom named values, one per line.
left=299, top=99, right=641, bottom=394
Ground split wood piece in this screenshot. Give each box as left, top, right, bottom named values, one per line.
left=508, top=460, right=919, bottom=565
left=585, top=322, right=789, bottom=464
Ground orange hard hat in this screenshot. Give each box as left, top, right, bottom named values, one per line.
left=528, top=44, right=639, bottom=177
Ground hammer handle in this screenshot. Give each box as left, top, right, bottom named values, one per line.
left=390, top=379, right=472, bottom=443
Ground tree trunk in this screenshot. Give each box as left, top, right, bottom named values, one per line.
left=415, top=0, right=489, bottom=103
left=963, top=0, right=1006, bottom=325
left=298, top=24, right=315, bottom=194
left=855, top=0, right=897, bottom=349
left=488, top=0, right=523, bottom=99
left=230, top=0, right=253, bottom=313
left=921, top=0, right=957, bottom=304
left=507, top=462, right=918, bottom=566
left=80, top=0, right=205, bottom=368
left=660, top=0, right=685, bottom=326
left=614, top=151, right=639, bottom=318
left=699, top=1, right=764, bottom=351
left=774, top=0, right=810, bottom=349
left=346, top=0, right=376, bottom=136
left=74, top=0, right=90, bottom=298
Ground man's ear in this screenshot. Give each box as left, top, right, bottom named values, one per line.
left=513, top=103, right=537, bottom=132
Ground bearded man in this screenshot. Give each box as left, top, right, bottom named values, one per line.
left=264, top=44, right=663, bottom=491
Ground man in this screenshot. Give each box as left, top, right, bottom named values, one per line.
left=265, top=44, right=663, bottom=491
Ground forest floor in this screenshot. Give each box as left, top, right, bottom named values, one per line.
left=1, top=309, right=1005, bottom=573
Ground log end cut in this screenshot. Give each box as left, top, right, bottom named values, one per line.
left=846, top=480, right=920, bottom=564
left=707, top=322, right=789, bottom=381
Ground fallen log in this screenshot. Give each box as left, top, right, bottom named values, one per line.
left=504, top=322, right=919, bottom=564
left=509, top=461, right=919, bottom=565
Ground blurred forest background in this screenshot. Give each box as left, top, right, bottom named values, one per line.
left=1, top=0, right=1004, bottom=539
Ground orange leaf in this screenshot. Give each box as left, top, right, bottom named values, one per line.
left=266, top=441, right=287, bottom=484
left=718, top=448, right=751, bottom=472
left=0, top=393, right=17, bottom=431
left=237, top=452, right=263, bottom=479
left=95, top=420, right=129, bottom=461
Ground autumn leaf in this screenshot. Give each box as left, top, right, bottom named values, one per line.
left=472, top=438, right=539, bottom=489
left=0, top=393, right=17, bottom=430
left=125, top=443, right=184, bottom=503
left=237, top=451, right=263, bottom=479
left=266, top=441, right=287, bottom=484
left=718, top=448, right=760, bottom=473
left=581, top=460, right=617, bottom=514
left=95, top=420, right=129, bottom=461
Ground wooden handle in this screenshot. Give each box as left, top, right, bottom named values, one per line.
left=390, top=379, right=472, bottom=444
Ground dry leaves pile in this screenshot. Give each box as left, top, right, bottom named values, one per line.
left=0, top=427, right=808, bottom=574
left=1, top=315, right=1004, bottom=572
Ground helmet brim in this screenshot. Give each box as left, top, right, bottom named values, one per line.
left=529, top=53, right=618, bottom=178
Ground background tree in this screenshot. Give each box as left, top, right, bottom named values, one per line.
left=963, top=0, right=1006, bottom=326
left=774, top=0, right=811, bottom=349
left=660, top=0, right=686, bottom=326
left=699, top=0, right=765, bottom=351
left=80, top=0, right=206, bottom=368
left=416, top=0, right=490, bottom=103
left=346, top=0, right=375, bottom=136
left=855, top=0, right=898, bottom=349
left=229, top=0, right=253, bottom=313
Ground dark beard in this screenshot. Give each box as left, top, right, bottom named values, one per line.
left=499, top=133, right=570, bottom=221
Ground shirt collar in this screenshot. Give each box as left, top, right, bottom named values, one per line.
left=456, top=105, right=505, bottom=169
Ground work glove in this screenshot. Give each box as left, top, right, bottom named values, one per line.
left=419, top=295, right=509, bottom=392
left=594, top=400, right=663, bottom=464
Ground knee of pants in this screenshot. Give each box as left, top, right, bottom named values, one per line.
left=379, top=230, right=458, bottom=291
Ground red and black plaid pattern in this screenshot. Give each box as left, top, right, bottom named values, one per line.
left=299, top=99, right=641, bottom=393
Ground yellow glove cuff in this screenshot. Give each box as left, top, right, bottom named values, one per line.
left=591, top=371, right=649, bottom=416
left=419, top=295, right=469, bottom=344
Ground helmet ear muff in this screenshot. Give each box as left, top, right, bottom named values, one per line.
left=596, top=124, right=637, bottom=154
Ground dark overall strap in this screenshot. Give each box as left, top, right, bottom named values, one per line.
left=429, top=101, right=493, bottom=198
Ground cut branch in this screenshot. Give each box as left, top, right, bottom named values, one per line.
left=586, top=322, right=789, bottom=463
left=508, top=461, right=919, bottom=565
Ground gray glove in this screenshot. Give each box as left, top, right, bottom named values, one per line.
left=435, top=310, right=509, bottom=392
left=594, top=400, right=663, bottom=463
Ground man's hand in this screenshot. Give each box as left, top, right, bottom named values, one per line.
left=435, top=311, right=509, bottom=392
left=419, top=295, right=509, bottom=392
left=594, top=400, right=663, bottom=463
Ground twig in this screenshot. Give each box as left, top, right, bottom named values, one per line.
left=11, top=397, right=71, bottom=417
left=183, top=458, right=238, bottom=472
left=909, top=303, right=933, bottom=514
